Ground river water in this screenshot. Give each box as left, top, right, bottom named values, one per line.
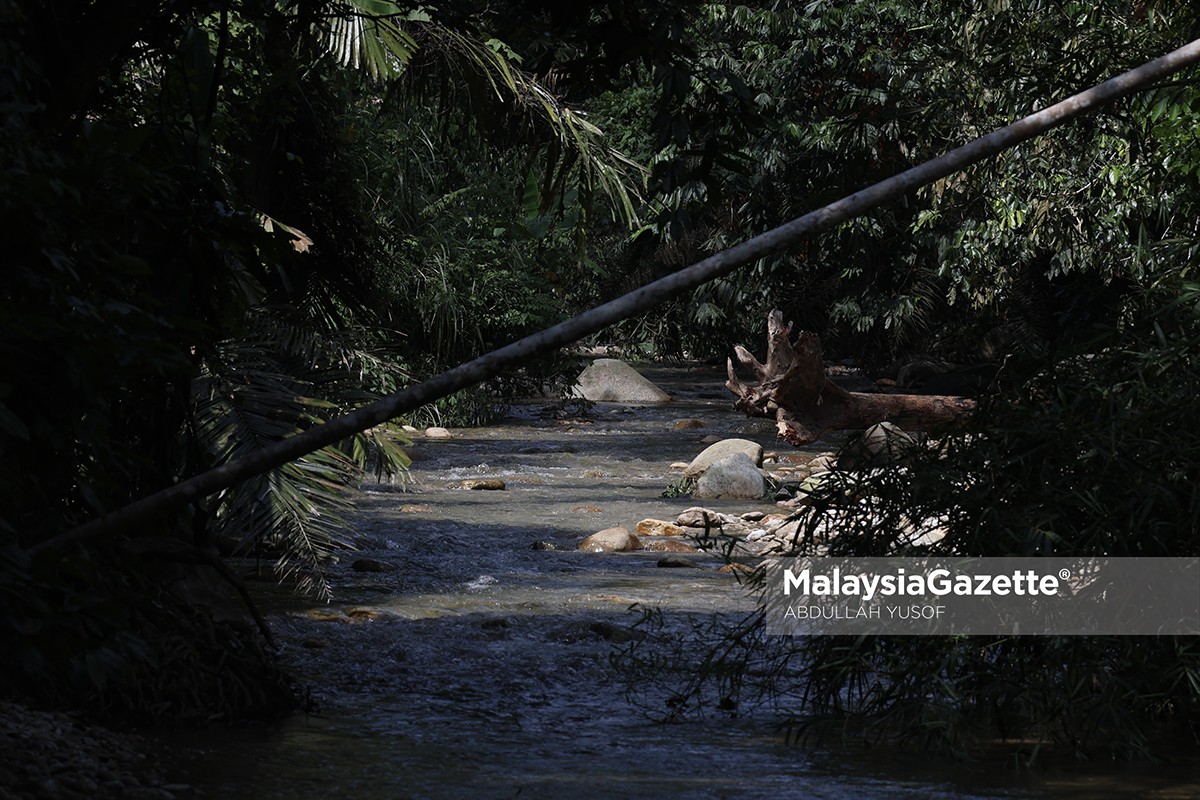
left=170, top=363, right=1199, bottom=799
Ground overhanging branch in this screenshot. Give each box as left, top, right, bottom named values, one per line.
left=34, top=37, right=1200, bottom=558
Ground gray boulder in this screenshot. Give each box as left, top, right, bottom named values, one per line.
left=572, top=359, right=671, bottom=403
left=693, top=453, right=765, bottom=499
left=675, top=507, right=737, bottom=528
left=806, top=453, right=838, bottom=472
left=837, top=422, right=916, bottom=469
left=684, top=438, right=763, bottom=478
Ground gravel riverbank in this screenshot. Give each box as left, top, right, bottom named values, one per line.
left=0, top=702, right=193, bottom=800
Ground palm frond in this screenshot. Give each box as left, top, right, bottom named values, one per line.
left=192, top=316, right=411, bottom=598
left=426, top=23, right=646, bottom=227
left=318, top=1, right=423, bottom=81
left=307, top=1, right=646, bottom=228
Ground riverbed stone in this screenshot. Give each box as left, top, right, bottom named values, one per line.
left=837, top=422, right=916, bottom=469
left=425, top=426, right=453, bottom=438
left=571, top=359, right=672, bottom=403
left=672, top=418, right=706, bottom=429
left=0, top=701, right=179, bottom=800
left=769, top=517, right=805, bottom=544
left=675, top=507, right=739, bottom=528
left=807, top=453, right=837, bottom=471
left=348, top=607, right=400, bottom=622
left=643, top=539, right=698, bottom=553
left=578, top=527, right=642, bottom=552
left=684, top=438, right=764, bottom=478
left=693, top=453, right=766, bottom=500
left=635, top=518, right=686, bottom=537
left=461, top=478, right=506, bottom=490
left=656, top=555, right=701, bottom=568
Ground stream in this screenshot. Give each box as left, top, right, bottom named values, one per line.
left=169, top=363, right=1199, bottom=799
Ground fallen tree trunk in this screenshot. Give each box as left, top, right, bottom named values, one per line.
left=726, top=311, right=976, bottom=445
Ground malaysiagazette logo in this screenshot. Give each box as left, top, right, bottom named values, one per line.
left=783, top=565, right=1064, bottom=601
left=765, top=557, right=1200, bottom=635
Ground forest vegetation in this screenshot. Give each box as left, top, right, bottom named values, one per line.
left=1, top=0, right=1197, bottom=756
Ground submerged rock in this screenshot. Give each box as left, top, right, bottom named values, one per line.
left=643, top=539, right=698, bottom=553
left=578, top=527, right=642, bottom=552
left=460, top=478, right=506, bottom=490
left=572, top=359, right=672, bottom=403
left=656, top=555, right=701, bottom=568
left=348, top=607, right=400, bottom=622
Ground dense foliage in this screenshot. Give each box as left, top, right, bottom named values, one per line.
left=604, top=0, right=1200, bottom=759
left=594, top=1, right=1200, bottom=362
left=0, top=0, right=649, bottom=718
left=776, top=276, right=1200, bottom=757
left=0, top=0, right=1196, bottom=752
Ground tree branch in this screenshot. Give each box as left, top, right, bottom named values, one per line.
left=33, top=37, right=1200, bottom=557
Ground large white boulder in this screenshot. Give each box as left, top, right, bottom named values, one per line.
left=684, top=438, right=763, bottom=478
left=572, top=359, right=671, bottom=403
left=693, top=453, right=766, bottom=500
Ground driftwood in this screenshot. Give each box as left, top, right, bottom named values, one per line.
left=726, top=311, right=976, bottom=445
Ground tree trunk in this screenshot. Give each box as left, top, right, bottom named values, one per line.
left=726, top=311, right=976, bottom=445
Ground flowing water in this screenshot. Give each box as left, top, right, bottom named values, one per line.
left=170, top=363, right=1199, bottom=799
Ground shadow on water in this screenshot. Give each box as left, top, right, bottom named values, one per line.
left=167, top=363, right=1200, bottom=799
